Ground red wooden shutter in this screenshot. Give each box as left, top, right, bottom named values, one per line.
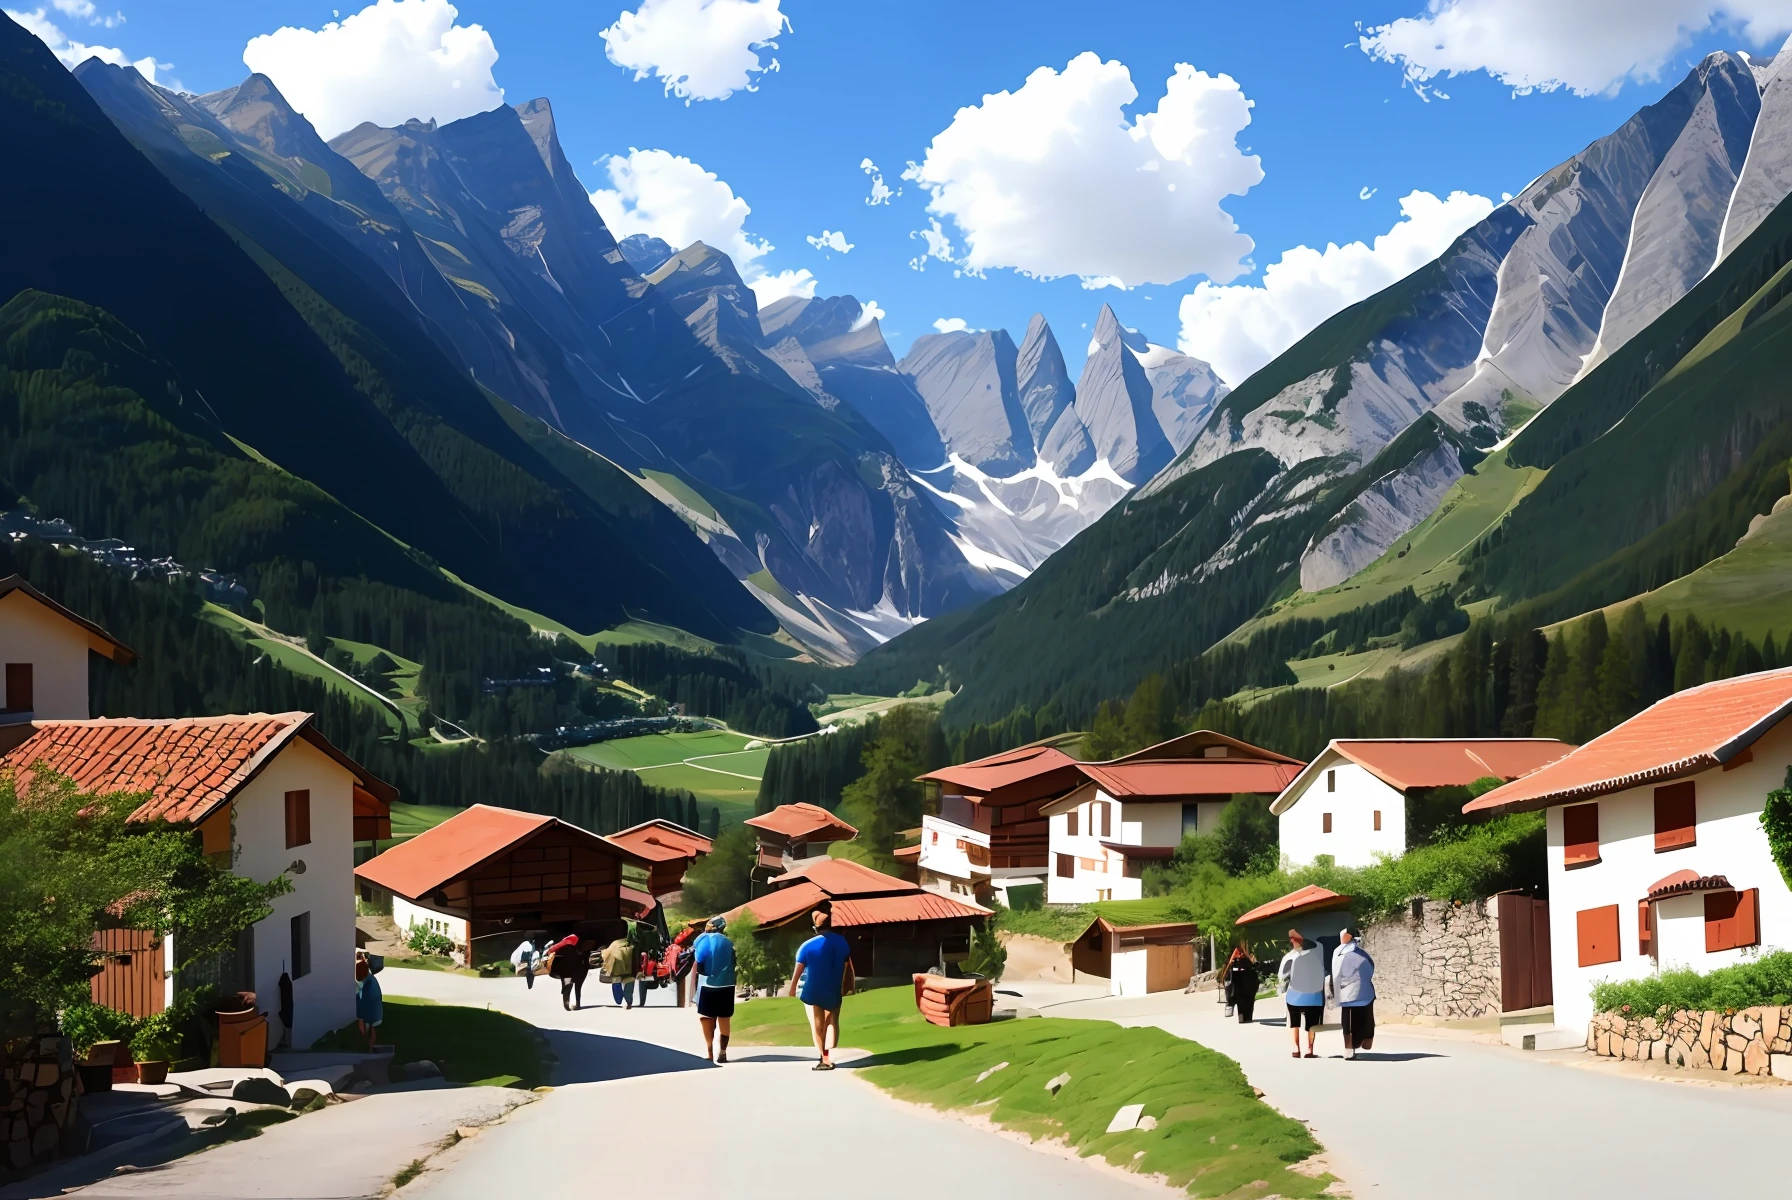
left=1705, top=888, right=1761, bottom=952
left=284, top=790, right=311, bottom=848
left=1738, top=888, right=1760, bottom=948
left=1066, top=810, right=1078, bottom=836
left=1323, top=812, right=1333, bottom=833
left=1373, top=810, right=1382, bottom=832
left=1653, top=782, right=1697, bottom=852
left=1637, top=900, right=1653, bottom=958
left=1562, top=803, right=1600, bottom=867
left=1576, top=905, right=1621, bottom=967
left=4, top=662, right=32, bottom=712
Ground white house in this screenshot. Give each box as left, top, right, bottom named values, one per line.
left=1271, top=738, right=1574, bottom=867
left=1043, top=732, right=1304, bottom=904
left=3, top=712, right=394, bottom=1048
left=0, top=574, right=135, bottom=720
left=915, top=743, right=1085, bottom=907
left=1467, top=669, right=1792, bottom=1034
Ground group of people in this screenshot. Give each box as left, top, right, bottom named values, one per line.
left=504, top=906, right=860, bottom=1071
left=1221, top=926, right=1377, bottom=1060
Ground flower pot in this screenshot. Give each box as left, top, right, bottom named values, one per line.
left=84, top=1039, right=125, bottom=1067
left=213, top=991, right=256, bottom=1016
left=135, top=1060, right=169, bottom=1085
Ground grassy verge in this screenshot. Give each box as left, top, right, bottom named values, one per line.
left=996, top=905, right=1092, bottom=942
left=312, top=997, right=546, bottom=1087
left=732, top=990, right=1332, bottom=1198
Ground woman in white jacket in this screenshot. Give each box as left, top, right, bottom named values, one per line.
left=1277, top=930, right=1327, bottom=1059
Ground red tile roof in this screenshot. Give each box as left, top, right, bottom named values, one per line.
left=918, top=744, right=1081, bottom=794
left=1108, top=731, right=1302, bottom=766
left=1, top=713, right=394, bottom=825
left=1234, top=885, right=1354, bottom=927
left=355, top=804, right=638, bottom=901
left=830, top=892, right=989, bottom=926
left=620, top=885, right=657, bottom=916
left=1647, top=870, right=1732, bottom=900
left=1075, top=758, right=1303, bottom=799
left=1466, top=669, right=1792, bottom=814
left=1334, top=739, right=1573, bottom=791
left=0, top=575, right=135, bottom=664
left=724, top=881, right=829, bottom=929
left=772, top=856, right=916, bottom=897
left=744, top=802, right=858, bottom=843
left=605, top=819, right=712, bottom=862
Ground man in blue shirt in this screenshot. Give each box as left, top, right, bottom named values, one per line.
left=693, top=915, right=737, bottom=1063
left=788, top=908, right=855, bottom=1070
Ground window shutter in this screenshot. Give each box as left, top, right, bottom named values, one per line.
left=1056, top=854, right=1074, bottom=879
left=1327, top=769, right=1336, bottom=793
left=1323, top=812, right=1333, bottom=833
left=1705, top=888, right=1761, bottom=952
left=1575, top=905, right=1621, bottom=967
left=284, top=790, right=311, bottom=848
left=1653, top=782, right=1697, bottom=852
left=1562, top=803, right=1600, bottom=868
left=1100, top=802, right=1112, bottom=838
left=290, top=911, right=311, bottom=979
left=1373, top=810, right=1382, bottom=832
left=1066, top=810, right=1078, bottom=837
left=1738, top=888, right=1760, bottom=948
left=1637, top=900, right=1653, bottom=958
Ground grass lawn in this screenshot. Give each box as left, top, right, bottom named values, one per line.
left=567, top=729, right=757, bottom=769
left=312, top=996, right=545, bottom=1087
left=386, top=802, right=464, bottom=840
left=1583, top=503, right=1792, bottom=640
left=997, top=905, right=1093, bottom=942
left=732, top=989, right=1331, bottom=1198
left=562, top=730, right=767, bottom=824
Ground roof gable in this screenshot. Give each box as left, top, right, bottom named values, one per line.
left=606, top=819, right=712, bottom=862
left=1272, top=738, right=1573, bottom=813
left=0, top=576, right=135, bottom=663
left=354, top=804, right=636, bottom=901
left=744, top=801, right=858, bottom=842
left=1107, top=730, right=1302, bottom=766
left=772, top=855, right=917, bottom=897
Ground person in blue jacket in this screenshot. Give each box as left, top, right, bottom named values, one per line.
left=1331, top=926, right=1376, bottom=1060
left=693, top=915, right=736, bottom=1063
left=788, top=909, right=855, bottom=1071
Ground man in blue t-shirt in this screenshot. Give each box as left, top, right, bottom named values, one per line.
left=693, top=916, right=737, bottom=1063
left=788, top=909, right=855, bottom=1070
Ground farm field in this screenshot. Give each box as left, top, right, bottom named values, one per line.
left=562, top=729, right=770, bottom=825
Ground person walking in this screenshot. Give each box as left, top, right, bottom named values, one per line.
left=1223, top=944, right=1261, bottom=1024
left=692, top=916, right=736, bottom=1063
left=509, top=937, right=539, bottom=990
left=788, top=909, right=855, bottom=1071
left=1277, top=929, right=1326, bottom=1058
left=1331, top=926, right=1376, bottom=1059
left=547, top=933, right=588, bottom=1011
left=354, top=952, right=383, bottom=1050
left=602, top=935, right=641, bottom=1008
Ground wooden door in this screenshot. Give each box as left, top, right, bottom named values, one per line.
left=1145, top=943, right=1194, bottom=993
left=1498, top=894, right=1553, bottom=1011
left=91, top=928, right=166, bottom=1018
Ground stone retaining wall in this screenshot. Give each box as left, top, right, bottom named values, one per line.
left=3, top=1032, right=80, bottom=1174
left=1587, top=1006, right=1792, bottom=1077
left=1362, top=897, right=1503, bottom=1020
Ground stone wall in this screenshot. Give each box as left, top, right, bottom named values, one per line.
left=1362, top=897, right=1503, bottom=1020
left=1587, top=1006, right=1792, bottom=1077
left=2, top=1032, right=80, bottom=1174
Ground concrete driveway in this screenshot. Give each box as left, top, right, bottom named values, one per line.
left=385, top=970, right=1161, bottom=1199
left=1026, top=985, right=1792, bottom=1199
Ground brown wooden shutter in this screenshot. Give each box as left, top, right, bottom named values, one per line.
left=1323, top=812, right=1333, bottom=833
left=1637, top=900, right=1653, bottom=958
left=1562, top=803, right=1600, bottom=867
left=4, top=662, right=32, bottom=712
left=1056, top=853, right=1074, bottom=879
left=284, top=789, right=311, bottom=848
left=1373, top=810, right=1382, bottom=832
left=1576, top=904, right=1621, bottom=967
left=1653, top=781, right=1697, bottom=852
left=1327, top=769, right=1336, bottom=793
left=1705, top=888, right=1761, bottom=952
left=1100, top=802, right=1112, bottom=838
left=1066, top=810, right=1078, bottom=836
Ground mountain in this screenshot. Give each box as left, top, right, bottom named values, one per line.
left=852, top=46, right=1792, bottom=723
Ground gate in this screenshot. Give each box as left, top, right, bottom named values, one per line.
left=1498, top=894, right=1553, bottom=1011
left=91, top=928, right=166, bottom=1018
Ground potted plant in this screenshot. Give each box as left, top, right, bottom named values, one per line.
left=131, top=1011, right=182, bottom=1085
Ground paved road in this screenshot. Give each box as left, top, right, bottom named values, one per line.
left=388, top=971, right=1158, bottom=1199
left=1028, top=985, right=1792, bottom=1199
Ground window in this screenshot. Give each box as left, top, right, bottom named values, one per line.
left=1099, top=802, right=1112, bottom=838
left=1705, top=889, right=1760, bottom=952
left=1637, top=900, right=1653, bottom=958
left=1576, top=905, right=1621, bottom=967
left=1202, top=746, right=1227, bottom=758
left=290, top=911, right=311, bottom=979
left=1562, top=803, right=1600, bottom=868
left=1322, top=812, right=1333, bottom=834
left=3, top=663, right=31, bottom=713
left=1373, top=810, right=1382, bottom=832
left=1182, top=803, right=1201, bottom=838
left=1067, top=809, right=1079, bottom=836
left=284, top=790, right=311, bottom=849
left=1653, top=782, right=1697, bottom=852
left=1326, top=769, right=1336, bottom=793
left=1056, top=853, right=1074, bottom=879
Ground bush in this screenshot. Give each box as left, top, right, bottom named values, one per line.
left=1763, top=767, right=1792, bottom=890
left=59, top=1002, right=136, bottom=1057
left=731, top=914, right=797, bottom=994
left=680, top=823, right=754, bottom=916
left=130, top=1009, right=183, bottom=1062
left=1301, top=812, right=1546, bottom=920
left=406, top=925, right=457, bottom=956
left=1592, top=951, right=1792, bottom=1014
left=993, top=904, right=1091, bottom=942
left=963, top=923, right=1006, bottom=980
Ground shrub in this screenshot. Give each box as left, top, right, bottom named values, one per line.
left=406, top=925, right=457, bottom=956
left=130, top=1009, right=183, bottom=1063
left=963, top=923, right=1007, bottom=979
left=993, top=904, right=1091, bottom=943
left=1591, top=951, right=1792, bottom=1014
left=731, top=914, right=798, bottom=994
left=1762, top=767, right=1792, bottom=890
left=680, top=823, right=754, bottom=916
left=59, top=1002, right=137, bottom=1057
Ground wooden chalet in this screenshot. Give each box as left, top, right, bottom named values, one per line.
left=604, top=818, right=713, bottom=895
left=743, top=802, right=858, bottom=893
left=914, top=742, right=1085, bottom=904
left=355, top=804, right=651, bottom=966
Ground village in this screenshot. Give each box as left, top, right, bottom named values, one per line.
left=2, top=572, right=1792, bottom=1199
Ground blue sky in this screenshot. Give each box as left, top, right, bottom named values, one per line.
left=16, top=0, right=1787, bottom=377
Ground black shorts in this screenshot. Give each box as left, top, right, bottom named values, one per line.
left=1341, top=1003, right=1375, bottom=1043
left=1287, top=1003, right=1324, bottom=1031
left=696, top=986, right=735, bottom=1018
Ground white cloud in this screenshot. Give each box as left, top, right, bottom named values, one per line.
left=806, top=229, right=853, bottom=255
left=8, top=6, right=169, bottom=83
left=242, top=0, right=503, bottom=140
left=861, top=158, right=896, bottom=205
left=601, top=0, right=787, bottom=103
left=849, top=300, right=885, bottom=331
left=590, top=147, right=816, bottom=302
left=901, top=52, right=1263, bottom=288
left=1177, top=189, right=1495, bottom=385
left=909, top=219, right=955, bottom=271
left=52, top=1, right=121, bottom=27
left=933, top=317, right=970, bottom=333
left=1359, top=186, right=1378, bottom=200
left=1361, top=1, right=1792, bottom=98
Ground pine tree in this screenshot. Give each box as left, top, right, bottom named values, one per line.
left=1121, top=674, right=1173, bottom=753
left=1531, top=631, right=1572, bottom=740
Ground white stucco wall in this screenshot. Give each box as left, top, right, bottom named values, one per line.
left=917, top=814, right=983, bottom=884
left=1110, top=947, right=1149, bottom=996
left=0, top=592, right=92, bottom=719
left=1278, top=761, right=1406, bottom=868
left=1046, top=791, right=1134, bottom=903
left=229, top=737, right=359, bottom=1048
left=1546, top=720, right=1792, bottom=1032
left=393, top=896, right=468, bottom=947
